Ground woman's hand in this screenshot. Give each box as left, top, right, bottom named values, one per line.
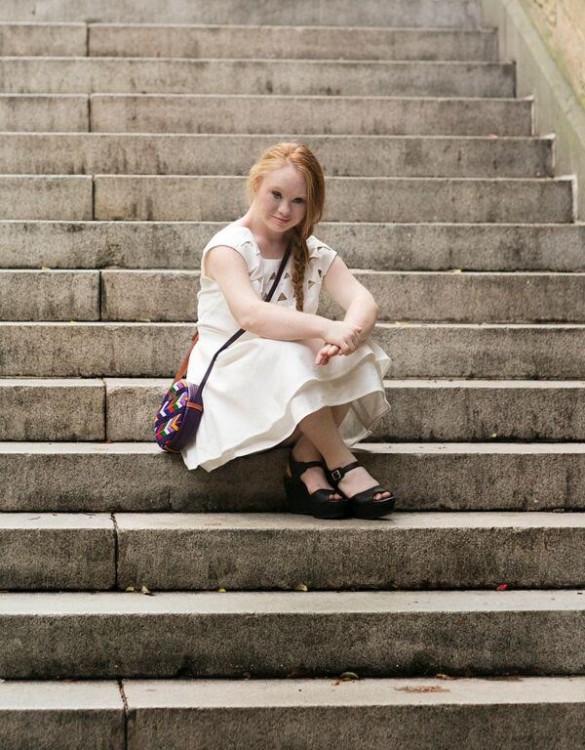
left=322, top=320, right=362, bottom=354
left=315, top=343, right=341, bottom=366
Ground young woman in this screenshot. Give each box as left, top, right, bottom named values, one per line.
left=181, top=142, right=395, bottom=519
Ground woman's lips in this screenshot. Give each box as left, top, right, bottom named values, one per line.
left=273, top=215, right=290, bottom=225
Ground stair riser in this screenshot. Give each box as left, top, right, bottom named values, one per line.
left=0, top=25, right=497, bottom=61
left=0, top=0, right=483, bottom=28
left=0, top=135, right=552, bottom=179
left=0, top=526, right=114, bottom=590
left=4, top=380, right=585, bottom=443
left=2, top=515, right=585, bottom=590
left=95, top=270, right=585, bottom=324
left=1, top=608, right=583, bottom=678
left=2, top=323, right=584, bottom=378
left=88, top=26, right=497, bottom=62
left=5, top=269, right=585, bottom=323
left=90, top=95, right=533, bottom=137
left=3, top=222, right=584, bottom=272
left=123, top=701, right=585, bottom=750
left=0, top=177, right=92, bottom=221
left=0, top=59, right=515, bottom=97
left=92, top=177, right=574, bottom=224
left=0, top=94, right=88, bottom=131
left=1, top=446, right=583, bottom=512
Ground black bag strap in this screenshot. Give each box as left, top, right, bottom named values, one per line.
left=179, top=243, right=292, bottom=390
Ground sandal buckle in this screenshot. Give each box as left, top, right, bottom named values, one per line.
left=330, top=468, right=342, bottom=482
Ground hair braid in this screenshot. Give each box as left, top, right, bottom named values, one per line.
left=291, top=232, right=309, bottom=311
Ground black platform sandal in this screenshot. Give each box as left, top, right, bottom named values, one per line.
left=284, top=454, right=348, bottom=519
left=328, top=461, right=396, bottom=519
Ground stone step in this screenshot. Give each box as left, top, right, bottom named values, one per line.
left=0, top=680, right=124, bottom=750
left=1, top=442, right=583, bottom=513
left=0, top=93, right=532, bottom=137
left=0, top=23, right=498, bottom=61
left=0, top=270, right=99, bottom=321
left=0, top=0, right=483, bottom=28
left=87, top=24, right=498, bottom=62
left=3, top=221, right=584, bottom=272
left=2, top=322, right=585, bottom=378
left=0, top=513, right=114, bottom=590
left=2, top=175, right=572, bottom=223
left=0, top=589, right=583, bottom=678
left=0, top=176, right=92, bottom=220
left=2, top=677, right=584, bottom=750
left=91, top=176, right=574, bottom=223
left=5, top=269, right=585, bottom=324
left=0, top=93, right=88, bottom=131
left=89, top=94, right=533, bottom=136
left=0, top=134, right=553, bottom=179
left=99, top=269, right=585, bottom=323
left=0, top=58, right=515, bottom=97
left=0, top=22, right=87, bottom=56
left=2, top=511, right=585, bottom=591
left=4, top=378, right=585, bottom=443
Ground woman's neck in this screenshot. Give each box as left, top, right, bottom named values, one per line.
left=237, top=209, right=290, bottom=259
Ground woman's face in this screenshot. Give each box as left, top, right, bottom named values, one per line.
left=254, top=163, right=307, bottom=234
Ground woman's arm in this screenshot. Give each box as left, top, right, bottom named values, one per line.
left=205, top=246, right=362, bottom=354
left=322, top=255, right=379, bottom=339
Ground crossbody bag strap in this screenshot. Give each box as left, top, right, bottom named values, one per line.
left=173, top=243, right=292, bottom=385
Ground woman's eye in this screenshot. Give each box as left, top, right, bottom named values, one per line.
left=271, top=191, right=282, bottom=199
left=293, top=198, right=305, bottom=204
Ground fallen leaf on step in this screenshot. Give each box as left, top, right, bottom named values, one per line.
left=435, top=673, right=457, bottom=681
left=141, top=585, right=153, bottom=596
left=294, top=583, right=308, bottom=592
left=125, top=586, right=135, bottom=592
left=491, top=433, right=498, bottom=438
left=217, top=587, right=227, bottom=593
left=451, top=269, right=463, bottom=274
left=394, top=685, right=450, bottom=693
left=496, top=583, right=509, bottom=591
left=339, top=672, right=359, bottom=681
left=487, top=133, right=499, bottom=140
left=41, top=266, right=52, bottom=271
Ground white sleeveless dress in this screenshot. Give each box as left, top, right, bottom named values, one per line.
left=180, top=222, right=391, bottom=471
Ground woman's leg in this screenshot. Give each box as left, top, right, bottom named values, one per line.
left=294, top=406, right=391, bottom=502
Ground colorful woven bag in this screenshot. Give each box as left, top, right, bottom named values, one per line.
left=154, top=244, right=291, bottom=454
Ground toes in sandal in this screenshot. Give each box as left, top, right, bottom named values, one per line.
left=328, top=461, right=396, bottom=520
left=284, top=454, right=348, bottom=519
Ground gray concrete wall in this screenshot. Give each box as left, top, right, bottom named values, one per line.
left=481, top=0, right=585, bottom=218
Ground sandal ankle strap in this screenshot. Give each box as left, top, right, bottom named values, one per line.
left=289, top=454, right=325, bottom=480
left=329, top=460, right=361, bottom=483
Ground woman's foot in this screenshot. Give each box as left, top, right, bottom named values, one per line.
left=284, top=448, right=348, bottom=519
left=327, top=460, right=396, bottom=519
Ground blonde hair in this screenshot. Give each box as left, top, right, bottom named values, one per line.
left=247, top=142, right=325, bottom=311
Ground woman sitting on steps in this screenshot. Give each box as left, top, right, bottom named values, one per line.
left=181, top=142, right=396, bottom=520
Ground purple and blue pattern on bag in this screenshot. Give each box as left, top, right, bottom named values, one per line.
left=154, top=379, right=203, bottom=453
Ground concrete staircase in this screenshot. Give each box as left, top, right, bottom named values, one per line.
left=1, top=1, right=585, bottom=747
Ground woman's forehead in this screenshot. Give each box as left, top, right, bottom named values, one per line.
left=262, top=164, right=307, bottom=195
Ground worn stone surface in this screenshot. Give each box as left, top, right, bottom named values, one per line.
left=0, top=0, right=482, bottom=27
left=0, top=681, right=124, bottom=750
left=2, top=322, right=585, bottom=378
left=0, top=589, right=584, bottom=678
left=116, top=511, right=585, bottom=590
left=93, top=175, right=574, bottom=223
left=0, top=378, right=104, bottom=441
left=0, top=442, right=583, bottom=513
left=0, top=94, right=88, bottom=131
left=0, top=133, right=554, bottom=178
left=0, top=22, right=86, bottom=56
left=123, top=677, right=585, bottom=750
left=0, top=176, right=92, bottom=220
left=2, top=222, right=584, bottom=272
left=0, top=270, right=99, bottom=321
left=99, top=269, right=585, bottom=323
left=0, top=58, right=515, bottom=97
left=88, top=25, right=497, bottom=61
left=90, top=94, right=533, bottom=136
left=0, top=513, right=115, bottom=589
